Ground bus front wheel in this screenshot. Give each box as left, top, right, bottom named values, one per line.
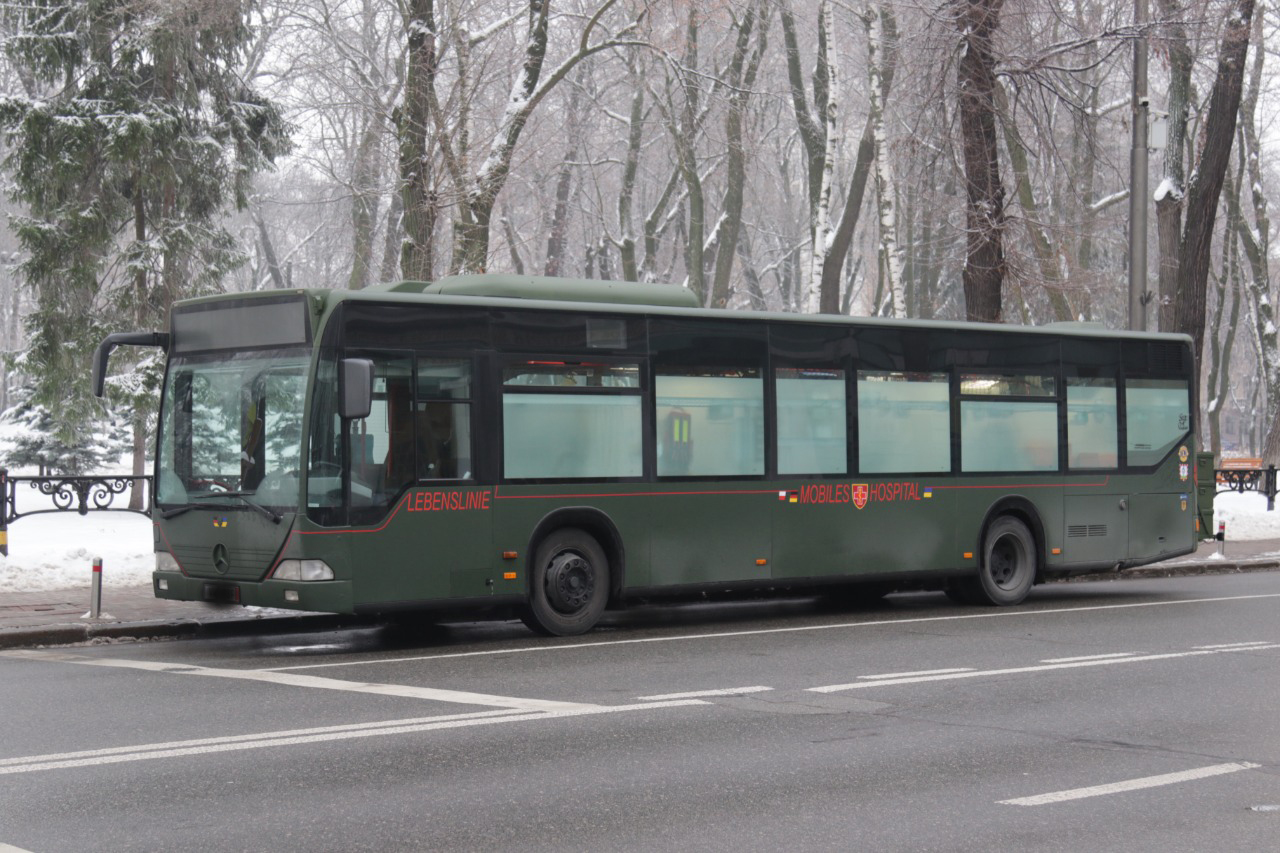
left=522, top=528, right=609, bottom=636
left=972, top=516, right=1036, bottom=606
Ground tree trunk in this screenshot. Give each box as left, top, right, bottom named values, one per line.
left=1172, top=0, right=1255, bottom=420
left=399, top=0, right=438, bottom=282
left=254, top=208, right=286, bottom=289
left=710, top=1, right=767, bottom=309
left=955, top=0, right=1007, bottom=322
left=378, top=190, right=403, bottom=283
left=617, top=66, right=644, bottom=282
left=806, top=1, right=838, bottom=314
left=669, top=12, right=706, bottom=303
left=1235, top=9, right=1277, bottom=463
left=1154, top=0, right=1194, bottom=332
left=995, top=88, right=1072, bottom=321
left=348, top=113, right=384, bottom=290
left=543, top=77, right=584, bottom=277
left=867, top=3, right=903, bottom=317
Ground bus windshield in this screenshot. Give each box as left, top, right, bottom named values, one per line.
left=157, top=349, right=310, bottom=512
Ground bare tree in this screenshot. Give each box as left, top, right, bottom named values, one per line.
left=955, top=0, right=1007, bottom=322
left=1172, top=0, right=1256, bottom=416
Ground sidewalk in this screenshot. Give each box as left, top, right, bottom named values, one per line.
left=0, top=583, right=366, bottom=648
left=2, top=538, right=1278, bottom=649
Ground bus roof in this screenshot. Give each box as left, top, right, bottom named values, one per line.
left=374, top=274, right=703, bottom=309
left=177, top=276, right=1191, bottom=346
left=344, top=275, right=1190, bottom=345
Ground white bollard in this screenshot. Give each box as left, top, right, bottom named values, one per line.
left=82, top=557, right=105, bottom=620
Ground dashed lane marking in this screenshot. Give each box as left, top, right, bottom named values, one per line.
left=637, top=686, right=773, bottom=701
left=808, top=642, right=1280, bottom=693
left=999, top=762, right=1262, bottom=806
left=1039, top=653, right=1137, bottom=663
left=857, top=668, right=975, bottom=680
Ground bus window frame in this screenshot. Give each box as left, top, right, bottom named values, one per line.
left=954, top=367, right=1065, bottom=475
left=1117, top=339, right=1195, bottom=473
left=497, top=353, right=650, bottom=485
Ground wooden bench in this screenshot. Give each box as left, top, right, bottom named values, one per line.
left=1218, top=457, right=1261, bottom=485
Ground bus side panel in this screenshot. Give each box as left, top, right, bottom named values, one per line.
left=489, top=487, right=656, bottom=593
left=647, top=490, right=772, bottom=586
left=1128, top=493, right=1194, bottom=562
left=952, top=483, right=1063, bottom=572
left=770, top=480, right=956, bottom=580
left=345, top=487, right=495, bottom=607
left=1125, top=450, right=1196, bottom=564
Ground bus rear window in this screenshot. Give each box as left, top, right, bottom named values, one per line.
left=1126, top=379, right=1190, bottom=467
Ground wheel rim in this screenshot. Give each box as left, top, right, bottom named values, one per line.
left=988, top=533, right=1027, bottom=589
left=545, top=551, right=594, bottom=614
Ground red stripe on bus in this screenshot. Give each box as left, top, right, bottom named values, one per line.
left=495, top=489, right=782, bottom=500
left=931, top=476, right=1111, bottom=490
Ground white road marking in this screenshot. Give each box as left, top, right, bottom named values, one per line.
left=998, top=762, right=1262, bottom=806
left=0, top=844, right=36, bottom=853
left=0, top=700, right=706, bottom=776
left=857, top=668, right=975, bottom=680
left=256, top=592, right=1280, bottom=671
left=2, top=652, right=594, bottom=712
left=0, top=708, right=526, bottom=768
left=637, top=686, right=773, bottom=701
left=808, top=643, right=1280, bottom=693
left=1039, top=653, right=1137, bottom=663
left=1193, top=641, right=1271, bottom=650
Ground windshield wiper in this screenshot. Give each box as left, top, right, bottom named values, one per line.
left=161, top=491, right=283, bottom=524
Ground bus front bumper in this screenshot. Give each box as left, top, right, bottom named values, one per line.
left=152, top=572, right=355, bottom=614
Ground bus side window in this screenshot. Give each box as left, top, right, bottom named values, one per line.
left=417, top=358, right=473, bottom=480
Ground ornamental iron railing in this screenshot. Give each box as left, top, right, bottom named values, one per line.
left=0, top=468, right=152, bottom=556
left=1214, top=464, right=1277, bottom=511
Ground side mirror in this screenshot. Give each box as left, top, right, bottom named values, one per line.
left=338, top=358, right=375, bottom=420
left=92, top=332, right=170, bottom=397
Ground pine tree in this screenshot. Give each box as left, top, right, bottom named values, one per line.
left=0, top=0, right=289, bottom=456
left=0, top=383, right=129, bottom=475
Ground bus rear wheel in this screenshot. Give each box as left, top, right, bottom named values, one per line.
left=972, top=516, right=1036, bottom=606
left=522, top=528, right=609, bottom=636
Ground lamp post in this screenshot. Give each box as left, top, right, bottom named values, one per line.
left=1128, top=0, right=1149, bottom=331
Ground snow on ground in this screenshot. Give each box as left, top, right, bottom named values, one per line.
left=1210, top=490, right=1280, bottom=541
left=2, top=486, right=1280, bottom=595
left=0, top=504, right=153, bottom=594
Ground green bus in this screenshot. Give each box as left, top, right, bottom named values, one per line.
left=93, top=275, right=1214, bottom=635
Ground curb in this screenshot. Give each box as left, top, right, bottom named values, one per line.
left=1059, top=558, right=1280, bottom=582
left=0, top=613, right=370, bottom=650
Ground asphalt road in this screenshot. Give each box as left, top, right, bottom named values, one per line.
left=2, top=572, right=1278, bottom=852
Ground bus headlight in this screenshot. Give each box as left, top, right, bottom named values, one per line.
left=274, top=559, right=335, bottom=581
left=155, top=551, right=181, bottom=573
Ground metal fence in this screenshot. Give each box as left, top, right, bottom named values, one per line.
left=0, top=468, right=153, bottom=557
left=1215, top=464, right=1277, bottom=511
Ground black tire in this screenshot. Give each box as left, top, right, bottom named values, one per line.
left=521, top=528, right=609, bottom=636
left=973, top=516, right=1037, bottom=606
